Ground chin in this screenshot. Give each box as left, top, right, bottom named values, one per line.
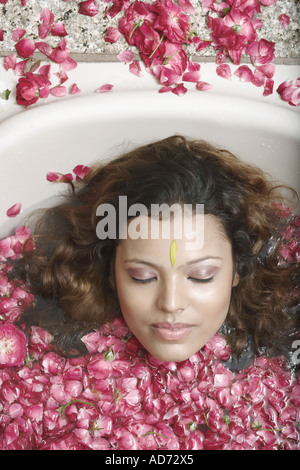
left=148, top=345, right=200, bottom=363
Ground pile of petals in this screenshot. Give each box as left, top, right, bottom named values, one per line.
left=0, top=225, right=299, bottom=450
left=276, top=210, right=300, bottom=265
left=0, top=0, right=299, bottom=105
left=103, top=0, right=300, bottom=101
left=2, top=8, right=79, bottom=107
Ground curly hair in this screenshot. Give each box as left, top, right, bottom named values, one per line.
left=10, top=135, right=299, bottom=363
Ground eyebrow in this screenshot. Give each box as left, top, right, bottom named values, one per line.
left=123, top=256, right=223, bottom=270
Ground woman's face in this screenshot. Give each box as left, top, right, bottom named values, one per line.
left=114, top=214, right=239, bottom=362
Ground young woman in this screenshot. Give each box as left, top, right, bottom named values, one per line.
left=0, top=135, right=299, bottom=450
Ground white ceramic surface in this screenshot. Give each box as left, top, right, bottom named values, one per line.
left=0, top=62, right=299, bottom=237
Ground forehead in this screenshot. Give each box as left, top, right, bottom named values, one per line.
left=117, top=214, right=231, bottom=263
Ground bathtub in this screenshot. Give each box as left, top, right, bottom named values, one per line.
left=0, top=61, right=299, bottom=238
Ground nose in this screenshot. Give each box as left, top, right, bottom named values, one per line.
left=156, top=277, right=187, bottom=314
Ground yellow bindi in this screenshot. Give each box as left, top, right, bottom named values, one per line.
left=170, top=240, right=177, bottom=268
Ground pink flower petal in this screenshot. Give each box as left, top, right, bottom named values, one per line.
left=70, top=83, right=81, bottom=95
left=3, top=54, right=17, bottom=71
left=61, top=57, right=77, bottom=71
left=0, top=323, right=27, bottom=366
left=178, top=0, right=195, bottom=14
left=78, top=0, right=99, bottom=17
left=277, top=78, right=300, bottom=106
left=38, top=64, right=51, bottom=78
left=73, top=164, right=90, bottom=181
left=55, top=69, right=69, bottom=84
left=263, top=78, right=274, bottom=96
left=15, top=38, right=36, bottom=59
left=35, top=41, right=52, bottom=57
left=129, top=60, right=143, bottom=77
left=14, top=60, right=27, bottom=76
left=216, top=64, right=232, bottom=80
left=15, top=225, right=31, bottom=243
left=182, top=70, right=201, bottom=83
left=6, top=202, right=22, bottom=217
left=50, top=86, right=67, bottom=97
left=255, top=63, right=275, bottom=79
left=252, top=69, right=266, bottom=87
left=12, top=28, right=26, bottom=42
left=59, top=173, right=74, bottom=182
left=117, top=50, right=135, bottom=64
left=40, top=8, right=54, bottom=27
left=172, top=83, right=187, bottom=96
left=52, top=22, right=68, bottom=37
left=104, top=27, right=121, bottom=43
left=234, top=65, right=254, bottom=82
left=46, top=171, right=60, bottom=182
left=192, top=37, right=212, bottom=52
left=260, top=0, right=277, bottom=5
left=196, top=81, right=213, bottom=91
left=96, top=84, right=114, bottom=93
left=279, top=14, right=290, bottom=29
left=158, top=86, right=173, bottom=93
left=49, top=41, right=70, bottom=64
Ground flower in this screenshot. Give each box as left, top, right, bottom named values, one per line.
left=208, top=16, right=251, bottom=65
left=1, top=0, right=298, bottom=105
left=0, top=243, right=299, bottom=451
left=16, top=72, right=51, bottom=107
left=0, top=324, right=27, bottom=367
left=150, top=0, right=190, bottom=44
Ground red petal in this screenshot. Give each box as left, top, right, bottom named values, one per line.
left=216, top=64, right=232, bottom=80
left=12, top=28, right=26, bottom=42
left=234, top=65, right=254, bottom=82
left=70, top=83, right=81, bottom=95
left=96, top=84, right=114, bottom=93
left=117, top=50, right=135, bottom=63
left=15, top=38, right=36, bottom=59
left=46, top=171, right=60, bottom=182
left=50, top=86, right=67, bottom=97
left=6, top=202, right=22, bottom=217
left=196, top=81, right=213, bottom=91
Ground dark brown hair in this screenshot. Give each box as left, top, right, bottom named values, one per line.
left=10, top=135, right=299, bottom=363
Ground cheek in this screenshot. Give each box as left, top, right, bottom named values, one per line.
left=115, top=276, right=150, bottom=323
left=191, top=281, right=232, bottom=320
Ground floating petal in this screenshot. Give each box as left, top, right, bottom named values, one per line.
left=170, top=240, right=177, bottom=268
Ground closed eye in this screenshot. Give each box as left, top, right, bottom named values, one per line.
left=130, top=276, right=157, bottom=284
left=188, top=276, right=214, bottom=284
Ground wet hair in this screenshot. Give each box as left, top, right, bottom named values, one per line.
left=10, top=135, right=299, bottom=365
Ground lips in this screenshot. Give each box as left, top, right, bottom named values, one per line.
left=152, top=322, right=193, bottom=341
